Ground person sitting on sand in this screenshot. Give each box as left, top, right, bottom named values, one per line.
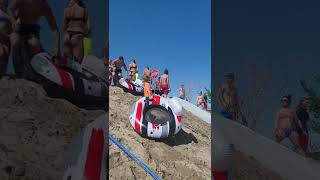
left=296, top=97, right=310, bottom=153
left=179, top=85, right=186, bottom=100
left=217, top=72, right=240, bottom=120
left=63, top=0, right=90, bottom=63
left=160, top=69, right=170, bottom=97
left=197, top=91, right=205, bottom=109
left=8, top=0, right=60, bottom=77
left=129, top=59, right=137, bottom=81
left=0, top=0, right=12, bottom=75
left=111, top=56, right=128, bottom=84
left=274, top=95, right=306, bottom=156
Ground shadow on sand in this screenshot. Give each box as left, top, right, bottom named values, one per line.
left=156, top=129, right=198, bottom=147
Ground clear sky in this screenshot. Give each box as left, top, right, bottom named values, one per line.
left=110, top=0, right=211, bottom=104
left=214, top=0, right=320, bottom=148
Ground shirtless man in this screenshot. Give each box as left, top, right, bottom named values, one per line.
left=8, top=0, right=60, bottom=77
left=111, top=56, right=128, bottom=84
left=197, top=91, right=205, bottom=109
left=179, top=85, right=186, bottom=100
left=274, top=95, right=306, bottom=156
left=0, top=0, right=12, bottom=75
left=217, top=73, right=239, bottom=120
left=160, top=69, right=170, bottom=97
left=63, top=0, right=90, bottom=63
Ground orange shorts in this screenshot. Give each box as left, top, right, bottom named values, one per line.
left=144, top=82, right=151, bottom=97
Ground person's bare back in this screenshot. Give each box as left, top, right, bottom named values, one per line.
left=219, top=82, right=238, bottom=111
left=160, top=74, right=168, bottom=86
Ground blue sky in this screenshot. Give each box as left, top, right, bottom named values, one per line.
left=110, top=0, right=211, bottom=104
left=214, top=0, right=320, bottom=147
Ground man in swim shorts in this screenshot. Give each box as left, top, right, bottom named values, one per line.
left=8, top=0, right=60, bottom=77
left=274, top=95, right=306, bottom=156
left=111, top=56, right=128, bottom=84
left=217, top=73, right=240, bottom=120
left=179, top=84, right=186, bottom=100
left=160, top=69, right=170, bottom=97
left=197, top=91, right=206, bottom=109
left=296, top=97, right=310, bottom=153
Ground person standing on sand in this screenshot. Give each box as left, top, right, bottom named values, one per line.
left=63, top=0, right=90, bottom=63
left=9, top=0, right=60, bottom=77
left=143, top=74, right=151, bottom=98
left=197, top=91, right=205, bottom=109
left=217, top=73, right=240, bottom=120
left=296, top=97, right=310, bottom=153
left=129, top=59, right=137, bottom=81
left=143, top=66, right=151, bottom=80
left=274, top=95, right=306, bottom=156
left=160, top=69, right=170, bottom=97
left=0, top=0, right=12, bottom=75
left=203, top=92, right=208, bottom=111
left=111, top=56, right=128, bottom=84
left=179, top=85, right=186, bottom=100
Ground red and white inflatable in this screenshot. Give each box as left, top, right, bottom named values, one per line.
left=129, top=95, right=183, bottom=138
left=63, top=114, right=107, bottom=180
left=118, top=78, right=144, bottom=96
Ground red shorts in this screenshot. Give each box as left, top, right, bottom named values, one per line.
left=299, top=133, right=309, bottom=148
left=161, top=84, right=169, bottom=95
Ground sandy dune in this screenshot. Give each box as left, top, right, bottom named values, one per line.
left=109, top=86, right=211, bottom=180
left=0, top=76, right=105, bottom=179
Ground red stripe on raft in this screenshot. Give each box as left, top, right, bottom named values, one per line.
left=127, top=83, right=133, bottom=90
left=56, top=68, right=73, bottom=90
left=212, top=171, right=228, bottom=180
left=135, top=102, right=143, bottom=133
left=177, top=115, right=182, bottom=123
left=83, top=129, right=104, bottom=180
left=152, top=95, right=161, bottom=105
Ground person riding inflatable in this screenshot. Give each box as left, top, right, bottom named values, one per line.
left=129, top=95, right=183, bottom=139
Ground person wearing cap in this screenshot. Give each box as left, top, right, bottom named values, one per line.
left=217, top=72, right=239, bottom=120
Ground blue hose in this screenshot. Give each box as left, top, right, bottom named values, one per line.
left=109, top=133, right=162, bottom=180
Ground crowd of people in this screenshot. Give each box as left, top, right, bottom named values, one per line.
left=217, top=72, right=311, bottom=156
left=108, top=56, right=171, bottom=98
left=0, top=0, right=103, bottom=77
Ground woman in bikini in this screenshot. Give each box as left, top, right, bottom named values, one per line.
left=274, top=95, right=306, bottom=156
left=0, top=0, right=11, bottom=75
left=129, top=59, right=137, bottom=81
left=63, top=0, right=90, bottom=63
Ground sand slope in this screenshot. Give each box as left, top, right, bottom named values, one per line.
left=109, top=86, right=211, bottom=180
left=0, top=77, right=105, bottom=179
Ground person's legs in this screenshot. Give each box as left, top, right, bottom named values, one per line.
left=71, top=33, right=84, bottom=63
left=289, top=131, right=306, bottom=156
left=0, top=44, right=9, bottom=74
left=63, top=32, right=72, bottom=58
left=274, top=129, right=285, bottom=143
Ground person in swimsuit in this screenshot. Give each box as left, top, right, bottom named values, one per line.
left=155, top=77, right=160, bottom=92
left=296, top=97, right=310, bottom=153
left=111, top=56, right=128, bottom=84
left=179, top=85, right=186, bottom=100
left=197, top=91, right=205, bottom=109
left=129, top=59, right=137, bottom=81
left=63, top=0, right=90, bottom=63
left=203, top=92, right=208, bottom=111
left=217, top=73, right=239, bottom=120
left=143, top=74, right=151, bottom=98
left=274, top=95, right=306, bottom=156
left=8, top=0, right=60, bottom=77
left=160, top=69, right=170, bottom=97
left=0, top=0, right=12, bottom=75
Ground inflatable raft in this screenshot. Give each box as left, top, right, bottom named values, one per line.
left=30, top=53, right=108, bottom=109
left=129, top=95, right=183, bottom=139
left=63, top=114, right=107, bottom=180
left=118, top=78, right=144, bottom=96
